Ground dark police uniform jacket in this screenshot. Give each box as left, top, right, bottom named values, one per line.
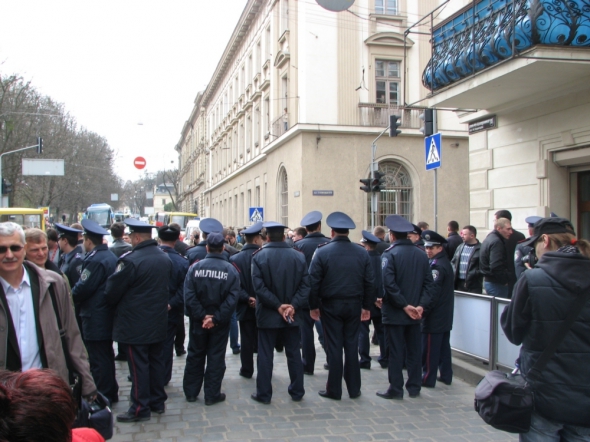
left=71, top=244, right=117, bottom=341
left=159, top=245, right=189, bottom=319
left=252, top=242, right=310, bottom=329
left=308, top=236, right=374, bottom=311
left=230, top=244, right=260, bottom=322
left=184, top=253, right=240, bottom=325
left=381, top=239, right=434, bottom=325
left=187, top=241, right=232, bottom=264
left=367, top=249, right=383, bottom=318
left=104, top=240, right=172, bottom=344
left=60, top=244, right=84, bottom=288
left=422, top=250, right=454, bottom=334
left=293, top=232, right=330, bottom=267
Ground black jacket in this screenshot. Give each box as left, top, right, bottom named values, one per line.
left=230, top=244, right=260, bottom=321
left=506, top=230, right=525, bottom=286
left=422, top=251, right=454, bottom=333
left=293, top=232, right=330, bottom=267
left=450, top=241, right=483, bottom=294
left=184, top=253, right=239, bottom=326
left=174, top=240, right=190, bottom=257
left=252, top=242, right=310, bottom=329
left=109, top=239, right=132, bottom=258
left=159, top=245, right=189, bottom=319
left=308, top=236, right=374, bottom=311
left=446, top=231, right=462, bottom=260
left=479, top=230, right=509, bottom=285
left=501, top=250, right=590, bottom=427
left=105, top=240, right=172, bottom=344
left=71, top=244, right=117, bottom=341
left=514, top=241, right=534, bottom=280
left=381, top=239, right=434, bottom=325
left=60, top=245, right=84, bottom=288
left=367, top=249, right=383, bottom=318
left=186, top=241, right=232, bottom=264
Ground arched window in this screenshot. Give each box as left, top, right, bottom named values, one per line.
left=368, top=161, right=413, bottom=227
left=278, top=166, right=288, bottom=226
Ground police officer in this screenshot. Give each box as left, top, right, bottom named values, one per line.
left=70, top=219, right=118, bottom=404
left=309, top=212, right=374, bottom=400
left=377, top=215, right=434, bottom=400
left=358, top=230, right=387, bottom=369
left=420, top=230, right=454, bottom=388
left=230, top=222, right=263, bottom=379
left=514, top=216, right=542, bottom=280
left=293, top=211, right=329, bottom=374
left=157, top=225, right=189, bottom=386
left=251, top=221, right=310, bottom=404
left=408, top=224, right=425, bottom=250
left=186, top=218, right=225, bottom=264
left=55, top=223, right=85, bottom=338
left=105, top=219, right=172, bottom=422
left=183, top=232, right=240, bottom=405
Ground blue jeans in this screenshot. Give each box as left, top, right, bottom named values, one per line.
left=230, top=311, right=240, bottom=351
left=520, top=412, right=590, bottom=442
left=484, top=281, right=509, bottom=298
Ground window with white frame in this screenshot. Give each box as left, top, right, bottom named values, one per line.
left=375, top=0, right=398, bottom=15
left=278, top=167, right=288, bottom=227
left=375, top=60, right=400, bottom=105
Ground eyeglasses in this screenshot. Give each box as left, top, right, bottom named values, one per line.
left=0, top=245, right=24, bottom=254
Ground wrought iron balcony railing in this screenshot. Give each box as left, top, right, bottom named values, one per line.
left=423, top=0, right=590, bottom=92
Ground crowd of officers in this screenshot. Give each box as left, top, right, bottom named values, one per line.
left=33, top=206, right=468, bottom=423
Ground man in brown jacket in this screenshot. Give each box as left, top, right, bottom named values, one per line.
left=0, top=222, right=96, bottom=398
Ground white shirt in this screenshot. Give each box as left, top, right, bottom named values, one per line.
left=0, top=267, right=42, bottom=370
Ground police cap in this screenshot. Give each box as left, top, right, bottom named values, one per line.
left=55, top=223, right=83, bottom=239
left=360, top=230, right=381, bottom=244
left=81, top=219, right=108, bottom=237
left=124, top=218, right=153, bottom=234
left=158, top=224, right=180, bottom=241
left=520, top=217, right=575, bottom=248
left=207, top=232, right=225, bottom=249
left=300, top=211, right=322, bottom=227
left=421, top=230, right=448, bottom=247
left=199, top=218, right=223, bottom=234
left=410, top=224, right=421, bottom=235
left=326, top=212, right=355, bottom=230
left=525, top=216, right=542, bottom=228
left=384, top=215, right=413, bottom=233
left=242, top=222, right=263, bottom=235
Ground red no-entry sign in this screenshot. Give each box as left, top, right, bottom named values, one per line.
left=134, top=156, right=146, bottom=170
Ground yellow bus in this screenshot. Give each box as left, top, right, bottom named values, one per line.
left=0, top=208, right=46, bottom=230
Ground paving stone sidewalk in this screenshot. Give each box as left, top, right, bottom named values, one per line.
left=109, top=330, right=516, bottom=442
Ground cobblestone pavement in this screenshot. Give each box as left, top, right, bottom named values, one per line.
left=109, top=330, right=516, bottom=442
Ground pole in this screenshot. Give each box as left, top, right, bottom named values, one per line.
left=370, top=126, right=390, bottom=231
left=434, top=168, right=438, bottom=232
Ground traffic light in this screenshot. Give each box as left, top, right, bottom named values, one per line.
left=371, top=171, right=385, bottom=192
left=2, top=179, right=12, bottom=194
left=419, top=109, right=437, bottom=137
left=37, top=136, right=43, bottom=154
left=389, top=114, right=401, bottom=137
left=360, top=177, right=371, bottom=193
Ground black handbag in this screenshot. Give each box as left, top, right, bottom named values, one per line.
left=49, top=285, right=114, bottom=440
left=474, top=289, right=590, bottom=433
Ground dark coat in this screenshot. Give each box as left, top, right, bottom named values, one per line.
left=514, top=240, right=534, bottom=280
left=252, top=242, right=310, bottom=329
left=71, top=244, right=117, bottom=341
left=109, top=239, right=132, bottom=258
left=60, top=244, right=84, bottom=288
left=479, top=230, right=510, bottom=285
left=158, top=245, right=189, bottom=319
left=446, top=231, right=463, bottom=260
left=186, top=241, right=232, bottom=264
left=367, top=249, right=383, bottom=318
left=229, top=244, right=260, bottom=321
left=184, top=254, right=240, bottom=325
left=422, top=251, right=454, bottom=333
left=104, top=240, right=172, bottom=344
left=501, top=250, right=590, bottom=427
left=380, top=239, right=434, bottom=325
left=506, top=230, right=526, bottom=286
left=450, top=241, right=483, bottom=293
left=174, top=240, right=190, bottom=257
left=308, top=236, right=374, bottom=311
left=293, top=232, right=330, bottom=267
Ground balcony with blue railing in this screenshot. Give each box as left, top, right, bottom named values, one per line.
left=422, top=0, right=590, bottom=108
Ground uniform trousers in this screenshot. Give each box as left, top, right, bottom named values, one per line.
left=238, top=319, right=258, bottom=377
left=256, top=327, right=304, bottom=402
left=126, top=342, right=167, bottom=417
left=358, top=315, right=386, bottom=367
left=421, top=331, right=452, bottom=387
left=384, top=323, right=422, bottom=397
left=174, top=310, right=186, bottom=353
left=230, top=312, right=240, bottom=351
left=162, top=316, right=179, bottom=385
left=85, top=339, right=118, bottom=404
left=321, top=300, right=362, bottom=398
left=183, top=320, right=230, bottom=401
left=300, top=310, right=317, bottom=373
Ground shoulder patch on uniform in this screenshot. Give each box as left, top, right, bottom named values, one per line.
left=381, top=257, right=388, bottom=269
left=385, top=244, right=396, bottom=252
left=88, top=250, right=97, bottom=258
left=75, top=265, right=82, bottom=274
left=432, top=269, right=440, bottom=281
left=80, top=268, right=91, bottom=281
left=119, top=250, right=132, bottom=259
left=75, top=253, right=83, bottom=259
left=251, top=248, right=262, bottom=256
left=115, top=262, right=125, bottom=273
left=317, top=242, right=330, bottom=248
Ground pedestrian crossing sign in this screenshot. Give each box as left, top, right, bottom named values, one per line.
left=425, top=133, right=442, bottom=170
left=249, top=207, right=264, bottom=223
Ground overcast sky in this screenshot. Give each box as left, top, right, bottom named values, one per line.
left=0, top=0, right=246, bottom=182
